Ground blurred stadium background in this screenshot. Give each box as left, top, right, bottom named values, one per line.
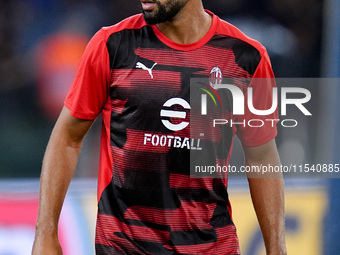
left=0, top=0, right=339, bottom=254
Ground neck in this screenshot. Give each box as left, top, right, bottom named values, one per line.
left=155, top=1, right=212, bottom=45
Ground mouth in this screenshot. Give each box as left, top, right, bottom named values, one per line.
left=141, top=0, right=157, bottom=11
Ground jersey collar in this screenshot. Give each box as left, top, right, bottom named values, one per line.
left=151, top=10, right=218, bottom=51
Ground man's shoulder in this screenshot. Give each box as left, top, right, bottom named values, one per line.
left=214, top=15, right=266, bottom=56
left=101, top=14, right=148, bottom=37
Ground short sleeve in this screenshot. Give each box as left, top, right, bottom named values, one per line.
left=236, top=49, right=279, bottom=146
left=64, top=29, right=110, bottom=120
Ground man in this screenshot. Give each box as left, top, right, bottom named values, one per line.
left=32, top=0, right=286, bottom=254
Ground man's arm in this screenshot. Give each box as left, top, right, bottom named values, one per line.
left=32, top=106, right=94, bottom=255
left=242, top=139, right=287, bottom=255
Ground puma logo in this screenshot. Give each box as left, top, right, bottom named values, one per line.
left=136, top=62, right=157, bottom=79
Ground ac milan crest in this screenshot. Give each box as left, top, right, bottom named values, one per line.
left=209, top=67, right=223, bottom=88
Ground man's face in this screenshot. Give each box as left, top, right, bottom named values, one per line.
left=140, top=0, right=189, bottom=25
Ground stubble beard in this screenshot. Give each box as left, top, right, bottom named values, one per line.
left=142, top=0, right=188, bottom=25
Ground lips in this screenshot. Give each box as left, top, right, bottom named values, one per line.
left=141, top=0, right=157, bottom=11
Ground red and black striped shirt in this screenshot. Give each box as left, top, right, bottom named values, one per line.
left=65, top=10, right=277, bottom=255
